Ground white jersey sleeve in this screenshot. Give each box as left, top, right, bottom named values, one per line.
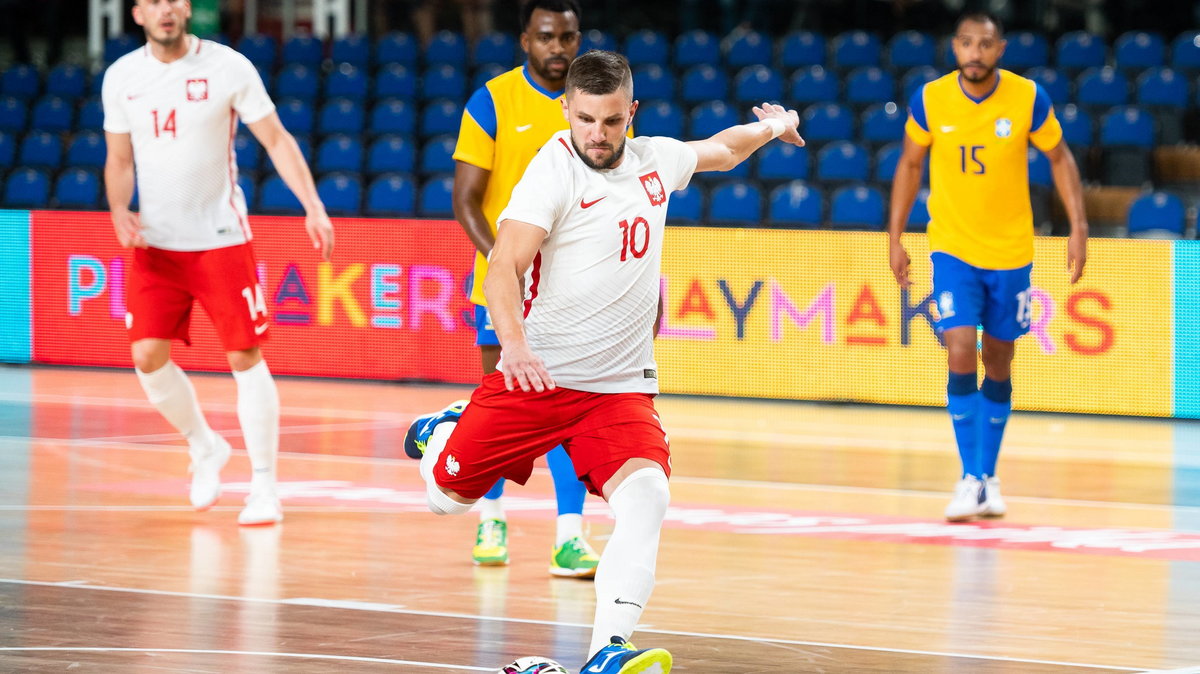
left=101, top=67, right=131, bottom=134
left=648, top=136, right=698, bottom=192
left=495, top=139, right=572, bottom=232
left=228, top=52, right=275, bottom=125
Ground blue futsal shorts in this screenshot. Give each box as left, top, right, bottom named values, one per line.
left=931, top=252, right=1033, bottom=342
left=474, top=304, right=499, bottom=347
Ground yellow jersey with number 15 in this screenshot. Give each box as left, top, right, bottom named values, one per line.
left=905, top=69, right=1062, bottom=270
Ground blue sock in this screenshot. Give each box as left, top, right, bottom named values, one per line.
left=947, top=372, right=981, bottom=479
left=546, top=445, right=586, bottom=516
left=483, top=479, right=505, bottom=500
left=979, top=377, right=1013, bottom=478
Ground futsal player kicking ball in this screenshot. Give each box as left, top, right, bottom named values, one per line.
left=406, top=50, right=804, bottom=673
left=103, top=0, right=333, bottom=525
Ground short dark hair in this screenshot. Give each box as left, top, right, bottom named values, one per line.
left=956, top=11, right=1004, bottom=37
left=519, top=0, right=582, bottom=31
left=565, top=50, right=632, bottom=98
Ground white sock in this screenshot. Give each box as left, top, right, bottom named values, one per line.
left=479, top=496, right=505, bottom=522
left=556, top=513, right=583, bottom=546
left=419, top=421, right=456, bottom=484
left=588, top=467, right=670, bottom=659
left=136, top=361, right=215, bottom=447
left=232, top=360, right=279, bottom=493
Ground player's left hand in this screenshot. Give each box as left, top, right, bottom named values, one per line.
left=306, top=209, right=334, bottom=260
left=1067, top=231, right=1087, bottom=284
left=752, top=102, right=804, bottom=147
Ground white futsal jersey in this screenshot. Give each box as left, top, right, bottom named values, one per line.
left=496, top=131, right=698, bottom=394
left=102, top=36, right=275, bottom=251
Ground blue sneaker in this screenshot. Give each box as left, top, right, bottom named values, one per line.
left=580, top=637, right=672, bottom=674
left=403, top=400, right=468, bottom=459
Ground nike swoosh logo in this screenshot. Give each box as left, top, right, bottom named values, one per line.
left=580, top=196, right=606, bottom=209
left=515, top=124, right=533, bottom=132
left=614, top=598, right=642, bottom=608
left=126, top=94, right=143, bottom=101
left=940, top=125, right=956, bottom=132
left=254, top=323, right=269, bottom=335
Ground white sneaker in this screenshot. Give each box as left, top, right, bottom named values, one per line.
left=238, top=489, right=283, bottom=526
left=944, top=476, right=986, bottom=522
left=189, top=433, right=231, bottom=510
left=981, top=476, right=1006, bottom=518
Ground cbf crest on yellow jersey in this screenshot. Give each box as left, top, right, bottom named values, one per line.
left=905, top=69, right=1062, bottom=270
left=453, top=65, right=570, bottom=305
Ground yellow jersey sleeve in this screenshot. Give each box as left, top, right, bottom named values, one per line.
left=1029, top=83, right=1063, bottom=152
left=452, top=86, right=497, bottom=171
left=905, top=85, right=932, bottom=146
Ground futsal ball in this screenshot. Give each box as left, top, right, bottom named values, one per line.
left=496, top=656, right=569, bottom=674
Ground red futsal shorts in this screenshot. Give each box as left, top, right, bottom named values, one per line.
left=126, top=243, right=268, bottom=352
left=435, top=372, right=672, bottom=499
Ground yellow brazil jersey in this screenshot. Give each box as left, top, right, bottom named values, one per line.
left=905, top=69, right=1062, bottom=270
left=453, top=65, right=571, bottom=306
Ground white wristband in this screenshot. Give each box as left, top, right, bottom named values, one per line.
left=762, top=118, right=787, bottom=139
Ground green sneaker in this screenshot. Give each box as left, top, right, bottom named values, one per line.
left=473, top=519, right=509, bottom=566
left=549, top=536, right=599, bottom=578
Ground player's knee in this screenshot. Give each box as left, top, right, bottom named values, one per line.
left=426, top=481, right=475, bottom=516
left=227, top=347, right=263, bottom=372
left=612, top=467, right=670, bottom=516
left=131, top=340, right=170, bottom=373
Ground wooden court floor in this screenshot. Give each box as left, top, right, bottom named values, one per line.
left=1, top=365, right=1199, bottom=673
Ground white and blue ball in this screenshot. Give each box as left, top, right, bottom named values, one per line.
left=497, top=656, right=569, bottom=674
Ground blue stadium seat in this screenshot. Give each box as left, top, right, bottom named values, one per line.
left=317, top=173, right=362, bottom=215
left=1, top=65, right=39, bottom=100
left=830, top=185, right=884, bottom=229
left=275, top=98, right=314, bottom=135
left=316, top=135, right=364, bottom=174
left=861, top=103, right=905, bottom=145
left=832, top=31, right=881, bottom=69
left=234, top=132, right=261, bottom=171
left=367, top=136, right=416, bottom=174
left=473, top=32, right=515, bottom=67
left=420, top=99, right=462, bottom=137
left=19, top=131, right=61, bottom=168
left=901, top=66, right=940, bottom=102
left=237, top=34, right=277, bottom=68
left=817, top=141, right=869, bottom=183
left=709, top=180, right=762, bottom=224
left=636, top=101, right=683, bottom=137
left=938, top=37, right=956, bottom=68
left=376, top=32, right=418, bottom=66
left=31, top=96, right=73, bottom=133
left=471, top=64, right=506, bottom=91
left=0, top=132, right=16, bottom=166
left=283, top=34, right=324, bottom=66
left=78, top=98, right=104, bottom=131
left=768, top=181, right=823, bottom=227
left=332, top=33, right=371, bottom=67
left=370, top=100, right=416, bottom=136
left=689, top=101, right=737, bottom=139
left=53, top=168, right=100, bottom=209
left=845, top=67, right=895, bottom=106
left=681, top=65, right=728, bottom=104
left=887, top=31, right=936, bottom=68
left=419, top=174, right=455, bottom=216
left=259, top=174, right=303, bottom=213
left=674, top=31, right=720, bottom=68
left=625, top=30, right=669, bottom=67
left=366, top=173, right=416, bottom=215
left=1028, top=147, right=1052, bottom=187
left=0, top=96, right=27, bottom=133
left=426, top=31, right=467, bottom=66
left=104, top=34, right=141, bottom=63
left=726, top=31, right=772, bottom=69
left=1076, top=67, right=1129, bottom=107
left=789, top=66, right=839, bottom=106
left=873, top=142, right=902, bottom=183
left=375, top=64, right=417, bottom=100
left=758, top=142, right=809, bottom=183
left=907, top=188, right=931, bottom=231
left=1056, top=31, right=1107, bottom=72
left=780, top=31, right=826, bottom=69
left=1005, top=31, right=1050, bottom=69
left=326, top=63, right=369, bottom=99
left=1171, top=32, right=1200, bottom=71
left=4, top=167, right=49, bottom=207
left=275, top=64, right=320, bottom=100
left=733, top=65, right=783, bottom=104
left=318, top=98, right=365, bottom=135
left=46, top=64, right=86, bottom=98
left=1057, top=104, right=1093, bottom=146
left=801, top=103, right=853, bottom=145
left=1115, top=32, right=1165, bottom=71
left=1127, top=191, right=1186, bottom=238
left=419, top=135, right=456, bottom=174
left=1100, top=107, right=1154, bottom=186
left=422, top=64, right=467, bottom=100
left=89, top=69, right=105, bottom=97
left=1136, top=67, right=1188, bottom=107
left=666, top=184, right=702, bottom=224
left=633, top=65, right=675, bottom=101
left=1025, top=67, right=1069, bottom=105
left=237, top=173, right=255, bottom=211
left=581, top=30, right=617, bottom=53
left=1100, top=106, right=1155, bottom=147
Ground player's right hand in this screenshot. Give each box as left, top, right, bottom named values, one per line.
left=889, top=240, right=911, bottom=288
left=111, top=210, right=147, bottom=248
left=500, top=343, right=555, bottom=393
